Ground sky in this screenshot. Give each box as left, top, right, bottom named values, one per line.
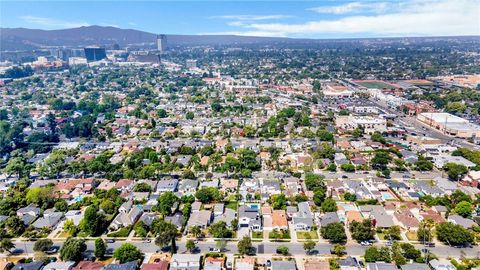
left=1, top=0, right=479, bottom=39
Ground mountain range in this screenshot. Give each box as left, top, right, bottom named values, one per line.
left=0, top=25, right=311, bottom=50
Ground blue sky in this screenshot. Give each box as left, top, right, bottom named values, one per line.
left=1, top=0, right=479, bottom=38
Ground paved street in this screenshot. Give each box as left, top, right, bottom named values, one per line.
left=11, top=238, right=480, bottom=259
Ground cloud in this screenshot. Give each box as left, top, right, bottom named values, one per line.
left=212, top=14, right=292, bottom=21
left=221, top=0, right=480, bottom=37
left=19, top=15, right=90, bottom=29
left=308, top=2, right=389, bottom=14
left=128, top=22, right=138, bottom=26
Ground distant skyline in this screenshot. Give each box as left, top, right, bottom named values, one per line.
left=1, top=0, right=479, bottom=39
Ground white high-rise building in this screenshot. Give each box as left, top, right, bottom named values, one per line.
left=157, top=34, right=167, bottom=52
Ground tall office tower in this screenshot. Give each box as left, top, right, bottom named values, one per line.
left=157, top=34, right=167, bottom=52
left=84, top=46, right=107, bottom=62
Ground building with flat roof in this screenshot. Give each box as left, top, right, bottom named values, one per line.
left=417, top=112, right=480, bottom=138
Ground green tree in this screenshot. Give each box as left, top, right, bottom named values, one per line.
left=54, top=200, right=68, bottom=212
left=443, top=163, right=468, bottom=181
left=94, top=238, right=106, bottom=259
left=303, top=240, right=316, bottom=254
left=321, top=222, right=347, bottom=243
left=134, top=221, right=149, bottom=238
left=80, top=206, right=105, bottom=236
left=152, top=219, right=178, bottom=249
left=209, top=221, right=233, bottom=238
left=276, top=246, right=289, bottom=255
left=454, top=201, right=473, bottom=218
left=157, top=192, right=179, bottom=215
left=133, top=183, right=152, bottom=192
left=0, top=239, right=14, bottom=254
left=186, top=240, right=196, bottom=253
left=313, top=186, right=327, bottom=206
left=190, top=226, right=202, bottom=238
left=113, top=243, right=143, bottom=263
left=195, top=187, right=221, bottom=203
left=384, top=226, right=402, bottom=241
left=332, top=244, right=346, bottom=256
left=60, top=238, right=86, bottom=261
left=350, top=219, right=375, bottom=242
left=269, top=194, right=287, bottom=210
left=237, top=236, right=253, bottom=255
left=186, top=112, right=194, bottom=120
left=436, top=222, right=474, bottom=246
left=33, top=239, right=53, bottom=252
left=321, top=198, right=337, bottom=213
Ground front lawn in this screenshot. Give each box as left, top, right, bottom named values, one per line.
left=269, top=229, right=291, bottom=241
left=252, top=231, right=264, bottom=239
left=296, top=231, right=319, bottom=240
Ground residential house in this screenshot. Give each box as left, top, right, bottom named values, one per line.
left=271, top=261, right=296, bottom=270
left=12, top=262, right=44, bottom=270
left=429, top=260, right=456, bottom=270
left=187, top=210, right=212, bottom=229
left=400, top=264, right=430, bottom=270
left=178, top=180, right=198, bottom=195
left=141, top=262, right=169, bottom=270
left=43, top=262, right=75, bottom=270
left=17, top=204, right=41, bottom=225
left=110, top=203, right=143, bottom=230
left=235, top=258, right=255, bottom=270
left=165, top=213, right=185, bottom=229
left=304, top=261, right=330, bottom=270
left=320, top=212, right=340, bottom=227
left=448, top=214, right=476, bottom=229
left=359, top=205, right=394, bottom=228
left=72, top=261, right=103, bottom=270
left=366, top=263, right=397, bottom=270
left=292, top=202, right=314, bottom=231
left=338, top=256, right=360, bottom=270
left=103, top=261, right=137, bottom=270
left=170, top=254, right=202, bottom=270
left=156, top=179, right=179, bottom=193
left=238, top=205, right=262, bottom=231
left=32, top=211, right=64, bottom=229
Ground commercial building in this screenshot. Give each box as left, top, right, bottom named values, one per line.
left=417, top=112, right=480, bottom=138
left=336, top=115, right=387, bottom=134
left=322, top=83, right=353, bottom=98
left=84, top=46, right=106, bottom=62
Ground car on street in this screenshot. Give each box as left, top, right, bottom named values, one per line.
left=209, top=248, right=220, bottom=252
left=45, top=247, right=59, bottom=254
left=106, top=239, right=115, bottom=243
left=360, top=241, right=372, bottom=246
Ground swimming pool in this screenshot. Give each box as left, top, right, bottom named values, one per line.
left=381, top=192, right=394, bottom=200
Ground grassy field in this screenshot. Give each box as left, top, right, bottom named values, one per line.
left=296, top=231, right=319, bottom=240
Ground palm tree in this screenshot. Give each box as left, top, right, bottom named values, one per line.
left=0, top=239, right=15, bottom=254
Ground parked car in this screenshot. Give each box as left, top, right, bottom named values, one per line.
left=106, top=239, right=115, bottom=243
left=209, top=247, right=220, bottom=252
left=45, top=247, right=59, bottom=254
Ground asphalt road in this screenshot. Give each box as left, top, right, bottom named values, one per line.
left=322, top=171, right=442, bottom=180
left=13, top=239, right=480, bottom=258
